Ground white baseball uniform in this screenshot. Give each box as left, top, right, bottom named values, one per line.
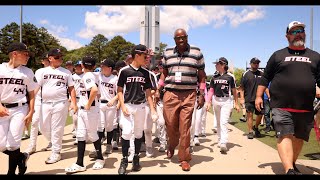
left=77, top=72, right=100, bottom=142
left=0, top=62, right=37, bottom=152
left=98, top=73, right=118, bottom=133
left=38, top=66, right=74, bottom=154
left=70, top=72, right=84, bottom=132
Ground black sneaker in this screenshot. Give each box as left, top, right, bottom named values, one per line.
left=239, top=117, right=246, bottom=122
left=264, top=126, right=271, bottom=133
left=286, top=168, right=302, bottom=175
left=253, top=126, right=261, bottom=138
left=132, top=155, right=142, bottom=172
left=118, top=157, right=128, bottom=175
left=247, top=132, right=254, bottom=139
left=293, top=163, right=302, bottom=174
left=18, top=153, right=29, bottom=175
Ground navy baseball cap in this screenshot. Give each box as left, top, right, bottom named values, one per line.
left=115, top=60, right=126, bottom=70
left=48, top=48, right=63, bottom=56
left=101, top=59, right=115, bottom=68
left=213, top=57, right=228, bottom=65
left=82, top=56, right=96, bottom=66
left=8, top=42, right=29, bottom=53
left=41, top=52, right=49, bottom=60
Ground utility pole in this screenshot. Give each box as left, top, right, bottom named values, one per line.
left=310, top=6, right=313, bottom=50
left=20, top=5, right=23, bottom=43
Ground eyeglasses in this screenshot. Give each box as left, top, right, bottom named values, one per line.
left=174, top=35, right=188, bottom=41
left=289, top=29, right=305, bottom=35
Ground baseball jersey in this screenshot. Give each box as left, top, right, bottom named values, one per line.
left=260, top=47, right=320, bottom=111
left=210, top=72, right=236, bottom=97
left=0, top=63, right=37, bottom=104
left=98, top=73, right=118, bottom=101
left=37, top=66, right=74, bottom=103
left=72, top=73, right=84, bottom=98
left=34, top=67, right=47, bottom=106
left=117, top=65, right=152, bottom=104
left=240, top=69, right=264, bottom=103
left=78, top=72, right=99, bottom=108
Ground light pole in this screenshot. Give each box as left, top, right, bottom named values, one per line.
left=310, top=6, right=313, bottom=50
left=20, top=5, right=23, bottom=43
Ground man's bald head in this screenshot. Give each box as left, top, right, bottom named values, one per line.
left=174, top=28, right=187, bottom=37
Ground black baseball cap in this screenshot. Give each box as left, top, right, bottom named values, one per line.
left=132, top=44, right=148, bottom=55
left=101, top=59, right=115, bottom=68
left=82, top=56, right=96, bottom=66
left=41, top=52, right=49, bottom=60
left=250, top=57, right=261, bottom=64
left=213, top=57, right=228, bottom=65
left=115, top=60, right=126, bottom=70
left=48, top=48, right=63, bottom=56
left=8, top=42, right=29, bottom=53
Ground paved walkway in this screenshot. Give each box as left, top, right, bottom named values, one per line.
left=1, top=112, right=319, bottom=175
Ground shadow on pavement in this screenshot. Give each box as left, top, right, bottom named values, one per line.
left=258, top=162, right=320, bottom=175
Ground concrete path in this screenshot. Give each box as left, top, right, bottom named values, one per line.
left=1, top=112, right=319, bottom=175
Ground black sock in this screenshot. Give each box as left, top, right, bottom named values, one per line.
left=76, top=141, right=86, bottom=167
left=134, top=138, right=142, bottom=155
left=7, top=149, right=20, bottom=175
left=112, top=128, right=118, bottom=142
left=121, top=138, right=129, bottom=157
left=98, top=131, right=104, bottom=142
left=141, top=131, right=145, bottom=142
left=93, top=140, right=103, bottom=160
left=107, top=130, right=113, bottom=145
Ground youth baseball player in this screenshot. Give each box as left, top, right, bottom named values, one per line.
left=25, top=52, right=50, bottom=155
left=69, top=60, right=84, bottom=144
left=37, top=48, right=77, bottom=164
left=0, top=42, right=37, bottom=175
left=97, top=59, right=118, bottom=154
left=65, top=56, right=104, bottom=174
left=117, top=44, right=157, bottom=175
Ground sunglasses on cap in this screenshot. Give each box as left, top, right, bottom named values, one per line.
left=289, top=29, right=305, bottom=35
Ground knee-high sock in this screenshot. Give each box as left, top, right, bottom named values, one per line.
left=76, top=141, right=86, bottom=167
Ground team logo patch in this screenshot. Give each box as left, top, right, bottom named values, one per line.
left=86, top=79, right=91, bottom=83
left=33, top=77, right=37, bottom=83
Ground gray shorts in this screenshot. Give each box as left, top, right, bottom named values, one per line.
left=272, top=108, right=314, bottom=141
left=245, top=102, right=262, bottom=115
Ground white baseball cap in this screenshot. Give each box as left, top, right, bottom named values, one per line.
left=286, top=21, right=305, bottom=33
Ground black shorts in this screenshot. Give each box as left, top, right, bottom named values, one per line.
left=245, top=102, right=262, bottom=115
left=272, top=108, right=314, bottom=142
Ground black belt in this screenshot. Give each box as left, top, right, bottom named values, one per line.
left=80, top=105, right=95, bottom=109
left=76, top=97, right=80, bottom=99
left=130, top=101, right=145, bottom=105
left=100, top=100, right=109, bottom=103
left=2, top=103, right=27, bottom=108
left=216, top=95, right=229, bottom=98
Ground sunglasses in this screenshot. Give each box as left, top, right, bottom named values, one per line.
left=174, top=35, right=188, bottom=41
left=53, top=56, right=63, bottom=60
left=289, top=29, right=305, bottom=35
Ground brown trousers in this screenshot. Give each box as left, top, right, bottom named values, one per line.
left=163, top=89, right=196, bottom=162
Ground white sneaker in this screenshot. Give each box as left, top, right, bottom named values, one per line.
left=41, top=142, right=52, bottom=151
left=159, top=144, right=166, bottom=152
left=194, top=137, right=200, bottom=146
left=92, top=159, right=105, bottom=170
left=104, top=144, right=112, bottom=154
left=65, top=163, right=86, bottom=174
left=128, top=153, right=134, bottom=163
left=146, top=147, right=154, bottom=157
left=111, top=141, right=118, bottom=150
left=45, top=153, right=61, bottom=164
left=25, top=146, right=36, bottom=155
left=220, top=144, right=227, bottom=153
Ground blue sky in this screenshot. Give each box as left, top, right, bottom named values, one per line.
left=0, top=5, right=319, bottom=75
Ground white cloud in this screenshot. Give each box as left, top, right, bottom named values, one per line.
left=77, top=5, right=265, bottom=39
left=39, top=19, right=83, bottom=50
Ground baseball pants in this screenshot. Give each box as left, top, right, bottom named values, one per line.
left=77, top=107, right=100, bottom=142
left=0, top=105, right=28, bottom=152
left=156, top=101, right=167, bottom=146
left=99, top=103, right=118, bottom=132
left=28, top=103, right=42, bottom=149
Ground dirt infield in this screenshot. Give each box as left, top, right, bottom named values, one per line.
left=1, top=112, right=319, bottom=175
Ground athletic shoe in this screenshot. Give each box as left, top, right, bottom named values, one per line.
left=159, top=144, right=166, bottom=152
left=146, top=147, right=154, bottom=157
left=220, top=144, right=227, bottom=154
left=18, top=152, right=29, bottom=175
left=21, top=134, right=30, bottom=140
left=104, top=144, right=112, bottom=154
left=132, top=155, right=142, bottom=171
left=194, top=137, right=200, bottom=146
left=253, top=125, right=261, bottom=138
left=25, top=146, right=36, bottom=155
left=41, top=142, right=52, bottom=151
left=45, top=153, right=61, bottom=164
left=239, top=117, right=246, bottom=122
left=118, top=157, right=128, bottom=175
left=247, top=132, right=254, bottom=139
left=111, top=141, right=118, bottom=150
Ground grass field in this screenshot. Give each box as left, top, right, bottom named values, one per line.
left=228, top=110, right=320, bottom=160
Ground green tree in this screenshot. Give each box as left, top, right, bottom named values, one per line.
left=85, top=34, right=108, bottom=62
left=103, top=35, right=135, bottom=63
left=233, top=67, right=245, bottom=87
left=64, top=46, right=88, bottom=64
